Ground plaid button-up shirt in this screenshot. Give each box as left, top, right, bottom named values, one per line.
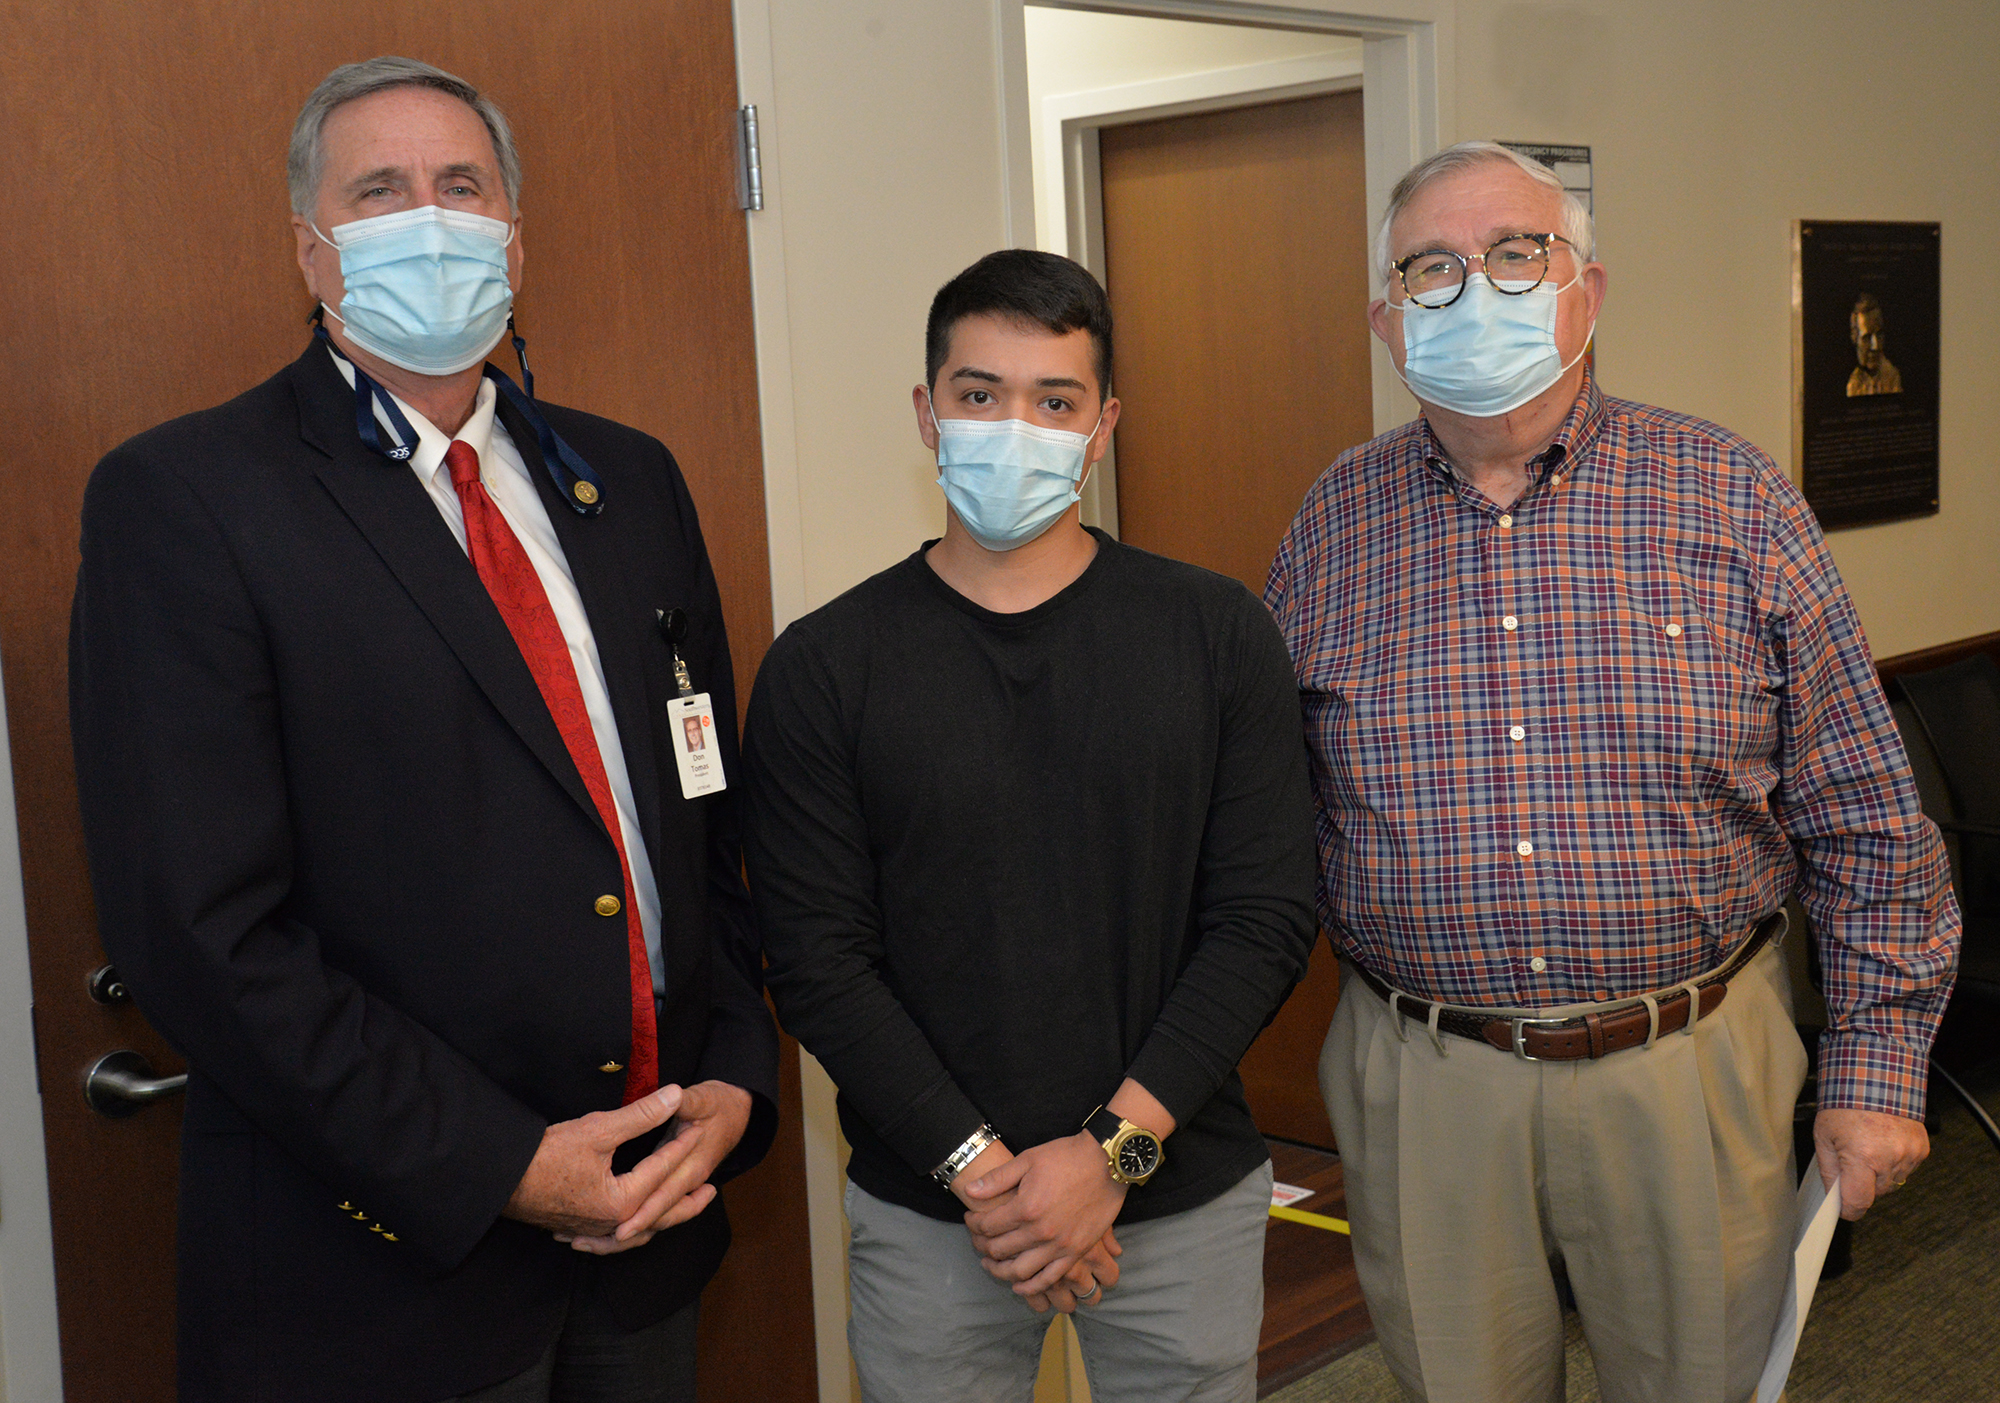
left=1265, top=374, right=1959, bottom=1118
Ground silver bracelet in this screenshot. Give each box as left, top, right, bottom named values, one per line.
left=932, top=1123, right=1003, bottom=1188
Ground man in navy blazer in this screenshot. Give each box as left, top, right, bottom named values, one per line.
left=68, top=57, right=777, bottom=1403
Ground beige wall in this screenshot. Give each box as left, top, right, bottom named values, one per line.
left=1451, top=0, right=2000, bottom=658
left=740, top=0, right=1030, bottom=636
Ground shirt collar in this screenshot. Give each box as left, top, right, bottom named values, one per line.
left=324, top=345, right=499, bottom=482
left=1414, top=366, right=1607, bottom=487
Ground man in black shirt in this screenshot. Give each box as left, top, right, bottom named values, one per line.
left=742, top=250, right=1316, bottom=1401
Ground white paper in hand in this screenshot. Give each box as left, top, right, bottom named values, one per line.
left=1756, top=1172, right=1842, bottom=1403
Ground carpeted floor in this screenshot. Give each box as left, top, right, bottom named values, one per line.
left=1267, top=1061, right=2000, bottom=1403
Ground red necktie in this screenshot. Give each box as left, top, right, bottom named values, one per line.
left=445, top=440, right=659, bottom=1104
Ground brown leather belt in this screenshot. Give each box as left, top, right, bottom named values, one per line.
left=1348, top=911, right=1786, bottom=1061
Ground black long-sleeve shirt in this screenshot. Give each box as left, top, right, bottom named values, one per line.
left=742, top=531, right=1316, bottom=1223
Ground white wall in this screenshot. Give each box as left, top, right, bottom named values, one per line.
left=1450, top=0, right=2000, bottom=659
left=738, top=0, right=1032, bottom=637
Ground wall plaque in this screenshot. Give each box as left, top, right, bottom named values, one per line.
left=1792, top=220, right=1940, bottom=530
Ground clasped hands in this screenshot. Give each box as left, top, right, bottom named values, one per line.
left=503, top=1080, right=753, bottom=1254
left=954, top=1131, right=1129, bottom=1316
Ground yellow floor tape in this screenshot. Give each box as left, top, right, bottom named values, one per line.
left=1269, top=1204, right=1351, bottom=1234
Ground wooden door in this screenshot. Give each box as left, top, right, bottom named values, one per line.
left=0, top=6, right=813, bottom=1400
left=1099, top=89, right=1374, bottom=1149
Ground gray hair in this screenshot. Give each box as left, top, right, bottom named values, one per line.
left=287, top=56, right=522, bottom=216
left=1372, top=141, right=1595, bottom=285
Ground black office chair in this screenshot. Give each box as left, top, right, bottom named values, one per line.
left=1892, top=653, right=2000, bottom=1154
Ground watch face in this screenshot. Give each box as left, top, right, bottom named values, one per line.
left=1116, top=1132, right=1161, bottom=1180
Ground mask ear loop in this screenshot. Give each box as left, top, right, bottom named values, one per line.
left=307, top=221, right=353, bottom=337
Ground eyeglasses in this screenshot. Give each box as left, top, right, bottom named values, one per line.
left=1391, top=233, right=1578, bottom=309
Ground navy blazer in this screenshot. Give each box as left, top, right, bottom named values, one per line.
left=70, top=342, right=779, bottom=1403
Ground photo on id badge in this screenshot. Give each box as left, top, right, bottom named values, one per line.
left=672, top=694, right=725, bottom=798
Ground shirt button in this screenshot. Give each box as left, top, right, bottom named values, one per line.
left=594, top=894, right=623, bottom=917
left=1502, top=616, right=1519, bottom=632
left=1665, top=622, right=1684, bottom=638
left=1530, top=956, right=1547, bottom=973
left=1509, top=725, right=1526, bottom=742
left=1498, top=514, right=1514, bottom=529
left=1516, top=840, right=1534, bottom=857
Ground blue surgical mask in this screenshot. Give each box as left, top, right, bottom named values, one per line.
left=1391, top=272, right=1592, bottom=418
left=314, top=205, right=516, bottom=376
left=929, top=396, right=1099, bottom=550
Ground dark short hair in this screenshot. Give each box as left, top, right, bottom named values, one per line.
left=924, top=249, right=1114, bottom=400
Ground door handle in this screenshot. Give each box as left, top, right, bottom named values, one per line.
left=84, top=1049, right=187, bottom=1119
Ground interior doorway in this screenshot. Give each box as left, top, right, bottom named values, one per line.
left=1023, top=3, right=1376, bottom=1157
left=1099, top=87, right=1373, bottom=597
left=1016, top=5, right=1424, bottom=1392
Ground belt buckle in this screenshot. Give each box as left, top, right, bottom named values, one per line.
left=1508, top=1015, right=1570, bottom=1062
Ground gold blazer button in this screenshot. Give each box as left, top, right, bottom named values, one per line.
left=599, top=1061, right=625, bottom=1074
left=595, top=894, right=622, bottom=917
left=573, top=481, right=600, bottom=505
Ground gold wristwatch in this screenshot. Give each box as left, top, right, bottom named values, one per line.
left=1082, top=1106, right=1163, bottom=1186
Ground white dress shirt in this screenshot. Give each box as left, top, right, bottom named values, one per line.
left=330, top=349, right=665, bottom=995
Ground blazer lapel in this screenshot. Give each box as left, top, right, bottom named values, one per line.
left=287, top=346, right=603, bottom=833
left=498, top=394, right=668, bottom=872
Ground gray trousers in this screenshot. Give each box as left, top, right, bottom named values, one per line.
left=845, top=1163, right=1273, bottom=1403
left=1321, top=944, right=1806, bottom=1403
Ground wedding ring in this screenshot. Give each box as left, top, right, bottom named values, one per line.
left=1074, top=1280, right=1101, bottom=1302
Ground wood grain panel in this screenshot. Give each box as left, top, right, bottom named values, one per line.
left=0, top=6, right=805, bottom=1399
left=1874, top=628, right=2000, bottom=682
left=1099, top=89, right=1374, bottom=597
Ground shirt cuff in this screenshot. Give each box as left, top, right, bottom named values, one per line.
left=1816, top=1027, right=1931, bottom=1122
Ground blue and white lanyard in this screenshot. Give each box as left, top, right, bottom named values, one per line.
left=313, top=318, right=607, bottom=516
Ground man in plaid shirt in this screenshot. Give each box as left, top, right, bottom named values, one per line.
left=1266, top=142, right=1959, bottom=1403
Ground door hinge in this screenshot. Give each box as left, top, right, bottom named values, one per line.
left=734, top=104, right=764, bottom=212
left=29, top=999, right=43, bottom=1097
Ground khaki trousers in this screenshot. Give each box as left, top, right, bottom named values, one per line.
left=1320, top=945, right=1806, bottom=1403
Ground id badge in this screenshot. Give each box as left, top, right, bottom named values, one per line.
left=670, top=693, right=727, bottom=798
